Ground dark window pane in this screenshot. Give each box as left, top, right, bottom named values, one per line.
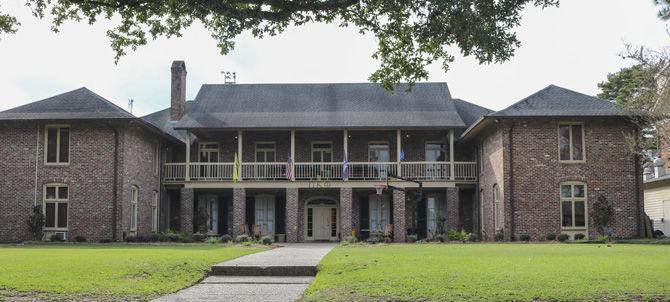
left=571, top=125, right=583, bottom=160
left=562, top=201, right=573, bottom=227
left=266, top=152, right=275, bottom=162
left=46, top=128, right=58, bottom=162
left=59, top=128, right=69, bottom=163
left=46, top=187, right=56, bottom=199
left=45, top=203, right=55, bottom=228
left=323, top=151, right=332, bottom=162
left=58, top=187, right=68, bottom=199
left=561, top=185, right=572, bottom=198
left=573, top=185, right=584, bottom=198
left=307, top=208, right=313, bottom=237
left=313, top=152, right=321, bottom=162
left=331, top=208, right=337, bottom=237
left=256, top=152, right=263, bottom=162
left=574, top=201, right=585, bottom=227
left=57, top=203, right=68, bottom=228
left=559, top=125, right=570, bottom=160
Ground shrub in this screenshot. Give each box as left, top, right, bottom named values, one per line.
left=545, top=233, right=557, bottom=241
left=149, top=233, right=161, bottom=242
left=342, top=236, right=358, bottom=244
left=596, top=235, right=609, bottom=242
left=26, top=205, right=45, bottom=240
left=494, top=230, right=505, bottom=242
left=592, top=195, right=615, bottom=236
left=236, top=234, right=251, bottom=243
left=574, top=233, right=586, bottom=240
left=179, top=233, right=194, bottom=243
left=99, top=239, right=112, bottom=243
left=136, top=235, right=150, bottom=243
left=467, top=233, right=480, bottom=242
left=261, top=236, right=273, bottom=245
left=519, top=234, right=531, bottom=242
left=366, top=234, right=384, bottom=244
left=206, top=236, right=220, bottom=244
left=406, top=234, right=418, bottom=243
left=220, top=234, right=233, bottom=243
left=192, top=233, right=207, bottom=242
left=557, top=234, right=570, bottom=242
left=447, top=230, right=461, bottom=241
left=50, top=234, right=64, bottom=242
left=242, top=241, right=253, bottom=247
left=125, top=235, right=137, bottom=242
left=74, top=235, right=87, bottom=242
left=435, top=234, right=447, bottom=243
left=161, top=231, right=180, bottom=242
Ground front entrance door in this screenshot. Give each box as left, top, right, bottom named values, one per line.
left=197, top=194, right=218, bottom=235
left=314, top=207, right=334, bottom=240
left=305, top=199, right=338, bottom=241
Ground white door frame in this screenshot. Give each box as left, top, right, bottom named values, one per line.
left=304, top=197, right=339, bottom=241
left=197, top=194, right=219, bottom=235
left=255, top=194, right=275, bottom=237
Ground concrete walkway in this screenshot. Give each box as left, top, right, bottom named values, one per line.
left=155, top=243, right=336, bottom=302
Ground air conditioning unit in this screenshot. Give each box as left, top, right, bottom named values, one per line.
left=53, top=231, right=68, bottom=241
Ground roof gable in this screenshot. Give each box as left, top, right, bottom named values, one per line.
left=0, top=87, right=135, bottom=120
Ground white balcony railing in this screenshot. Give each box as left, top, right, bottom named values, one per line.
left=295, top=162, right=343, bottom=180
left=163, top=161, right=477, bottom=182
left=241, top=162, right=289, bottom=180
left=401, top=162, right=450, bottom=180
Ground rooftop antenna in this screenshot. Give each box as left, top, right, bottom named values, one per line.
left=128, top=99, right=134, bottom=114
left=221, top=71, right=237, bottom=84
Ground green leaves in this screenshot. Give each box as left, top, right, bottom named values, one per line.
left=3, top=0, right=559, bottom=89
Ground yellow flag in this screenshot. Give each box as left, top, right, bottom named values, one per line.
left=233, top=153, right=239, bottom=183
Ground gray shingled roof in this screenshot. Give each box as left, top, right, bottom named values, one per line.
left=453, top=98, right=494, bottom=126
left=0, top=87, right=136, bottom=120
left=489, top=85, right=623, bottom=117
left=141, top=101, right=193, bottom=143
left=173, top=83, right=467, bottom=129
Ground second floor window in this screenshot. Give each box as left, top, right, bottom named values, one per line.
left=45, top=126, right=70, bottom=164
left=255, top=142, right=276, bottom=162
left=44, top=184, right=68, bottom=230
left=368, top=142, right=390, bottom=162
left=425, top=142, right=446, bottom=161
left=312, top=142, right=333, bottom=162
left=559, top=124, right=585, bottom=162
left=152, top=143, right=160, bottom=176
left=199, top=142, right=219, bottom=163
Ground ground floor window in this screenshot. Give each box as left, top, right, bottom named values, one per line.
left=130, top=186, right=139, bottom=232
left=44, top=185, right=68, bottom=230
left=369, top=194, right=390, bottom=232
left=426, top=196, right=446, bottom=236
left=151, top=191, right=159, bottom=232
left=560, top=182, right=587, bottom=229
left=255, top=195, right=275, bottom=236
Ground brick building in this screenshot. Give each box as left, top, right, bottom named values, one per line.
left=0, top=61, right=644, bottom=242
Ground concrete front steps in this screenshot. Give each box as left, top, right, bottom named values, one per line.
left=209, top=243, right=336, bottom=277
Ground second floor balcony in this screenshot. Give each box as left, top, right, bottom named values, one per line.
left=163, top=129, right=477, bottom=183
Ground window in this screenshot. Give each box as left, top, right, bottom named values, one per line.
left=151, top=191, right=159, bottom=232
left=45, top=126, right=70, bottom=164
left=255, top=195, right=275, bottom=235
left=307, top=208, right=313, bottom=237
left=130, top=186, right=139, bottom=232
left=152, top=143, right=160, bottom=176
left=199, top=142, right=219, bottom=163
left=369, top=195, right=390, bottom=232
left=255, top=142, right=276, bottom=162
left=425, top=142, right=446, bottom=161
left=44, top=185, right=68, bottom=230
left=559, top=124, right=585, bottom=162
left=368, top=142, right=390, bottom=162
left=331, top=208, right=337, bottom=237
left=493, top=184, right=502, bottom=231
left=312, top=142, right=333, bottom=162
left=560, top=182, right=587, bottom=229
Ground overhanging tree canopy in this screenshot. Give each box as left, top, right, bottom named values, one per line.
left=0, top=0, right=558, bottom=89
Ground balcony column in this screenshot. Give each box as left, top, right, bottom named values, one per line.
left=237, top=130, right=243, bottom=181
left=185, top=131, right=191, bottom=181
left=396, top=129, right=402, bottom=177
left=343, top=129, right=349, bottom=181
left=449, top=129, right=455, bottom=180
left=233, top=188, right=246, bottom=237
left=290, top=129, right=296, bottom=181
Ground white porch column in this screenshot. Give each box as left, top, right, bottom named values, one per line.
left=343, top=129, right=349, bottom=181
left=290, top=129, right=296, bottom=181
left=396, top=129, right=402, bottom=177
left=449, top=129, right=455, bottom=180
left=185, top=131, right=191, bottom=181
left=238, top=130, right=243, bottom=181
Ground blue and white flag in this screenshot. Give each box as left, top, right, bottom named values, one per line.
left=342, top=152, right=349, bottom=179
left=400, top=148, right=406, bottom=161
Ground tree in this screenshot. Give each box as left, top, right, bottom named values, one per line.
left=591, top=195, right=615, bottom=237
left=0, top=0, right=558, bottom=90
left=26, top=205, right=45, bottom=240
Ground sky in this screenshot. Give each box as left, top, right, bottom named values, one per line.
left=0, top=0, right=669, bottom=116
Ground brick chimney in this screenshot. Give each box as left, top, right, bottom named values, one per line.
left=170, top=60, right=187, bottom=121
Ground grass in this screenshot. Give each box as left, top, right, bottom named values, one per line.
left=0, top=244, right=266, bottom=300
left=305, top=243, right=670, bottom=301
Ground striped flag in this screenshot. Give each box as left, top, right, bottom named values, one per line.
left=342, top=152, right=349, bottom=179
left=286, top=152, right=293, bottom=180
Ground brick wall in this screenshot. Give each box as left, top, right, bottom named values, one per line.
left=392, top=190, right=406, bottom=242
left=286, top=188, right=299, bottom=242
left=477, top=127, right=506, bottom=240
left=232, top=188, right=246, bottom=236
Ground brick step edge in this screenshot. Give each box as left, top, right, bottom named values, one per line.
left=210, top=265, right=317, bottom=277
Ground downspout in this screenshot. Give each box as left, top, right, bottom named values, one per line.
left=634, top=153, right=642, bottom=237
left=508, top=124, right=516, bottom=240
left=109, top=125, right=120, bottom=241
left=34, top=121, right=40, bottom=207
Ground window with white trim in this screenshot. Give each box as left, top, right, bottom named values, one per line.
left=255, top=142, right=276, bottom=162
left=130, top=186, right=139, bottom=232
left=493, top=184, right=502, bottom=231
left=559, top=124, right=585, bottom=161
left=44, top=185, right=68, bottom=230
left=425, top=142, right=446, bottom=161
left=151, top=191, right=159, bottom=232
left=368, top=142, right=390, bottom=162
left=45, top=126, right=70, bottom=164
left=311, top=142, right=333, bottom=162
left=369, top=194, right=390, bottom=232
left=199, top=142, right=219, bottom=163
left=561, top=182, right=587, bottom=229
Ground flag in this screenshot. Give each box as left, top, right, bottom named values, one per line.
left=286, top=152, right=293, bottom=180
left=400, top=148, right=406, bottom=161
left=342, top=152, right=349, bottom=179
left=232, top=153, right=239, bottom=183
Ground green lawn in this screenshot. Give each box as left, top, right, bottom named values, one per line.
left=0, top=244, right=265, bottom=300
left=305, top=243, right=670, bottom=302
